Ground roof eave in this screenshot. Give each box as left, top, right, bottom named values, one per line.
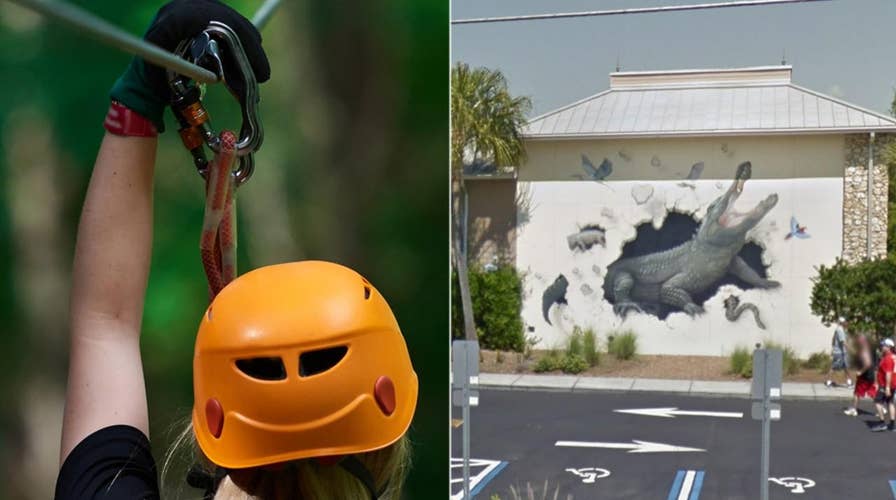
left=462, top=171, right=518, bottom=181
left=523, top=127, right=896, bottom=141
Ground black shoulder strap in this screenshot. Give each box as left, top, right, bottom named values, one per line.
left=339, top=456, right=388, bottom=500
left=186, top=464, right=226, bottom=500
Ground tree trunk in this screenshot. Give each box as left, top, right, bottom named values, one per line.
left=452, top=175, right=477, bottom=341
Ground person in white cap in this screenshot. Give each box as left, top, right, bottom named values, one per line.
left=825, top=317, right=852, bottom=388
left=871, top=338, right=896, bottom=432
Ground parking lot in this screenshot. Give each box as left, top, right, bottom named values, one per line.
left=451, top=388, right=896, bottom=499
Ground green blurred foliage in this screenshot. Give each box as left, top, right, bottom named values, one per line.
left=761, top=341, right=800, bottom=376
left=606, top=330, right=638, bottom=361
left=451, top=266, right=525, bottom=351
left=803, top=351, right=832, bottom=373
left=810, top=256, right=896, bottom=341
left=728, top=346, right=752, bottom=378
left=0, top=1, right=447, bottom=498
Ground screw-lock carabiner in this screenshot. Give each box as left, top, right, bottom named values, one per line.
left=167, top=21, right=263, bottom=186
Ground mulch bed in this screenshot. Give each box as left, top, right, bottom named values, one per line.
left=479, top=349, right=827, bottom=383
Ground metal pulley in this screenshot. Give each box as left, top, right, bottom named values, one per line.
left=167, top=21, right=263, bottom=186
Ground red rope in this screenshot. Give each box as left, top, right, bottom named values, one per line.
left=201, top=130, right=238, bottom=301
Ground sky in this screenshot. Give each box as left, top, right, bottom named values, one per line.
left=451, top=0, right=896, bottom=118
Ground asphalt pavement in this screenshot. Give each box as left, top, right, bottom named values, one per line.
left=451, top=388, right=896, bottom=499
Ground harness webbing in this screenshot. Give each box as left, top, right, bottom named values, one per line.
left=201, top=130, right=238, bottom=300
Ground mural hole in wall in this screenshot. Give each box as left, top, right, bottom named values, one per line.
left=603, top=212, right=771, bottom=320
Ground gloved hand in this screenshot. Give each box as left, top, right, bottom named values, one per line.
left=110, top=0, right=271, bottom=132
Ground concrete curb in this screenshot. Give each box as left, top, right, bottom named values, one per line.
left=479, top=372, right=854, bottom=401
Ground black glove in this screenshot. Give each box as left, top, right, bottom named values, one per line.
left=110, top=0, right=270, bottom=131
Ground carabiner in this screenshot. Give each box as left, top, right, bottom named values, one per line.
left=167, top=21, right=263, bottom=186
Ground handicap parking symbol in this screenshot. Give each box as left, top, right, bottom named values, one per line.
left=769, top=477, right=815, bottom=494
left=565, top=467, right=611, bottom=484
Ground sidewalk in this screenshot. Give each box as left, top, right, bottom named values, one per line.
left=479, top=373, right=854, bottom=401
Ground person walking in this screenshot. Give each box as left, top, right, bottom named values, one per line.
left=825, top=317, right=852, bottom=388
left=844, top=333, right=876, bottom=416
left=870, top=338, right=896, bottom=432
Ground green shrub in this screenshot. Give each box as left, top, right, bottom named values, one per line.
left=582, top=328, right=600, bottom=367
left=729, top=346, right=752, bottom=378
left=451, top=266, right=525, bottom=351
left=509, top=481, right=565, bottom=500
left=763, top=340, right=800, bottom=376
left=730, top=342, right=800, bottom=378
left=533, top=350, right=561, bottom=373
left=560, top=354, right=588, bottom=374
left=567, top=330, right=583, bottom=358
left=803, top=351, right=832, bottom=373
left=533, top=350, right=588, bottom=374
left=608, top=330, right=638, bottom=360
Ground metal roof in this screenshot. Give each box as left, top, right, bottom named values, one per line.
left=524, top=66, right=896, bottom=139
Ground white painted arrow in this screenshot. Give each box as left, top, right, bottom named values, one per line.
left=555, top=440, right=705, bottom=453
left=614, top=407, right=744, bottom=419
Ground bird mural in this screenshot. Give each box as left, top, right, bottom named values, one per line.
left=785, top=216, right=810, bottom=240
left=677, top=161, right=705, bottom=188
left=685, top=161, right=705, bottom=180
left=572, top=154, right=612, bottom=181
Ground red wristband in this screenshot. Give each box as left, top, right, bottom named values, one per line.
left=103, top=101, right=158, bottom=137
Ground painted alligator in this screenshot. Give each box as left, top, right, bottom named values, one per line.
left=603, top=162, right=780, bottom=317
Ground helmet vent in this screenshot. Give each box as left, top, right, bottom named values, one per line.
left=299, top=346, right=348, bottom=377
left=364, top=286, right=371, bottom=300
left=235, top=357, right=287, bottom=381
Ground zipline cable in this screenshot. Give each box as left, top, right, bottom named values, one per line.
left=7, top=0, right=218, bottom=83
left=252, top=0, right=283, bottom=30
left=451, top=0, right=833, bottom=25
left=5, top=0, right=282, bottom=81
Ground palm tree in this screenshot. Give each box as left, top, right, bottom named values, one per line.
left=451, top=62, right=531, bottom=341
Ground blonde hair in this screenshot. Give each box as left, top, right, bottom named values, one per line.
left=162, top=420, right=411, bottom=499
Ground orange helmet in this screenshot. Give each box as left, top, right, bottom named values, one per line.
left=192, top=261, right=418, bottom=469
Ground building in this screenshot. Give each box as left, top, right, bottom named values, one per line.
left=466, top=66, right=896, bottom=356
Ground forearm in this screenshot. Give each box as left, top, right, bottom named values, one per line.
left=62, top=133, right=156, bottom=461
left=69, top=133, right=156, bottom=335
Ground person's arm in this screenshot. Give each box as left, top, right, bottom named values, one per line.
left=885, top=354, right=893, bottom=395
left=58, top=1, right=269, bottom=465
left=60, top=134, right=157, bottom=462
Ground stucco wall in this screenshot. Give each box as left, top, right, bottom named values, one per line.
left=465, top=178, right=517, bottom=265
left=521, top=135, right=845, bottom=182
left=516, top=135, right=846, bottom=357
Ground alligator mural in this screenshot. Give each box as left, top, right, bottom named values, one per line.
left=603, top=162, right=780, bottom=317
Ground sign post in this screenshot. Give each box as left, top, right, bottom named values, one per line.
left=751, top=347, right=782, bottom=500
left=452, top=340, right=480, bottom=500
